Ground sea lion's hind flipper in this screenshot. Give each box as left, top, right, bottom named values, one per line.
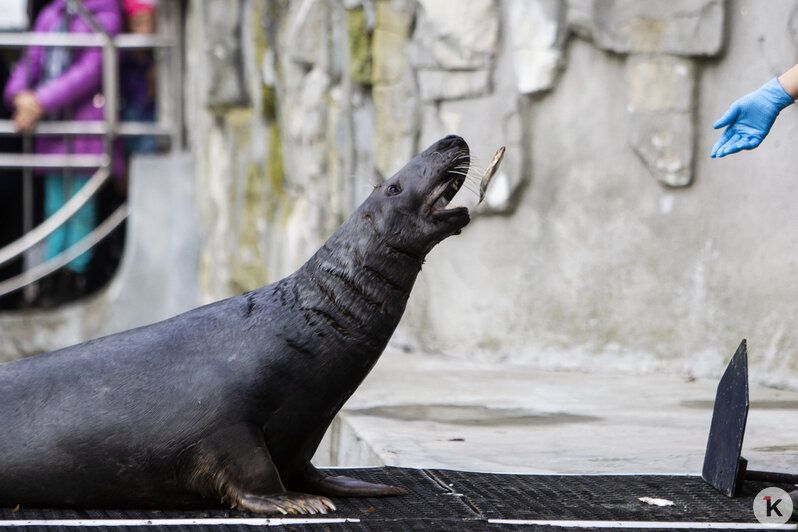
left=297, top=464, right=407, bottom=497
left=310, top=475, right=407, bottom=497
left=182, top=423, right=333, bottom=513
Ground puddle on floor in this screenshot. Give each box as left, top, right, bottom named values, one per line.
left=751, top=444, right=798, bottom=453
left=681, top=399, right=798, bottom=410
left=346, top=404, right=601, bottom=426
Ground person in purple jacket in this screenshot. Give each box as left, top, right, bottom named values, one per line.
left=3, top=0, right=122, bottom=301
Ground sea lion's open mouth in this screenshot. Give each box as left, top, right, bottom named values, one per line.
left=429, top=164, right=469, bottom=221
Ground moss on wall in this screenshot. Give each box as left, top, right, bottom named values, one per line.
left=230, top=160, right=270, bottom=294
left=266, top=122, right=287, bottom=222
left=221, top=103, right=291, bottom=294
left=347, top=7, right=372, bottom=84
left=262, top=85, right=278, bottom=122
left=252, top=0, right=278, bottom=122
left=223, top=107, right=255, bottom=132
left=222, top=107, right=254, bottom=218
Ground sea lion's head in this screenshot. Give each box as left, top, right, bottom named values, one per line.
left=361, top=135, right=471, bottom=257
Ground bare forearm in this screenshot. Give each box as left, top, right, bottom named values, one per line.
left=777, top=63, right=798, bottom=99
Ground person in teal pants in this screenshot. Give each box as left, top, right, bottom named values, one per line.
left=3, top=0, right=123, bottom=303
left=43, top=175, right=97, bottom=274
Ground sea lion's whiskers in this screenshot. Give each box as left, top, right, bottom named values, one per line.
left=463, top=162, right=486, bottom=176
left=447, top=169, right=473, bottom=177
left=465, top=173, right=487, bottom=193
left=466, top=169, right=484, bottom=182
left=465, top=154, right=484, bottom=167
left=446, top=175, right=480, bottom=197
left=448, top=165, right=483, bottom=179
left=452, top=164, right=472, bottom=175
left=446, top=169, right=482, bottom=195
left=462, top=183, right=480, bottom=196
left=455, top=170, right=480, bottom=181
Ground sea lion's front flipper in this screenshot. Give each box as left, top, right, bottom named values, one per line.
left=183, top=423, right=334, bottom=514
left=297, top=464, right=407, bottom=497
left=238, top=492, right=336, bottom=514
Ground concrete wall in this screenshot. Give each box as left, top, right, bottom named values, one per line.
left=183, top=0, right=798, bottom=389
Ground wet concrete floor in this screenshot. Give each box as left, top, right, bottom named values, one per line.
left=315, top=347, right=798, bottom=476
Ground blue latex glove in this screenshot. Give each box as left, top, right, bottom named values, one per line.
left=711, top=77, right=794, bottom=158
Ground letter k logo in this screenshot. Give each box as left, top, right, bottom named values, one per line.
left=764, top=495, right=783, bottom=517
left=755, top=488, right=792, bottom=524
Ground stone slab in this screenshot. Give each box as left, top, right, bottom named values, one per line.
left=629, top=110, right=695, bottom=187
left=592, top=0, right=725, bottom=56
left=417, top=69, right=492, bottom=102
left=627, top=55, right=695, bottom=113
left=413, top=0, right=500, bottom=69
left=508, top=0, right=566, bottom=94
left=201, top=0, right=249, bottom=109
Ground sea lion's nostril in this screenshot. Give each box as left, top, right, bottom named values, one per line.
left=432, top=136, right=462, bottom=154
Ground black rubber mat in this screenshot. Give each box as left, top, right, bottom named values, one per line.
left=430, top=469, right=793, bottom=522
left=0, top=467, right=795, bottom=531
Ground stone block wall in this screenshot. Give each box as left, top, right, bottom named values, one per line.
left=185, top=0, right=798, bottom=388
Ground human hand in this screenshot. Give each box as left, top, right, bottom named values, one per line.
left=12, top=91, right=44, bottom=133
left=129, top=11, right=156, bottom=34
left=710, top=77, right=794, bottom=158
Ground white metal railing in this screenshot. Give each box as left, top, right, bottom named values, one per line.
left=0, top=29, right=182, bottom=149
left=0, top=166, right=110, bottom=268
left=0, top=0, right=182, bottom=300
left=0, top=203, right=128, bottom=297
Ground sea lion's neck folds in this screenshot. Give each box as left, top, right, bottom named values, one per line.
left=295, top=218, right=419, bottom=348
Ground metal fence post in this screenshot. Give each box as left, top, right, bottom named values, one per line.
left=101, top=36, right=117, bottom=170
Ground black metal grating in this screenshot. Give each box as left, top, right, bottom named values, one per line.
left=430, top=469, right=794, bottom=522
left=1, top=467, right=794, bottom=531
left=329, top=466, right=477, bottom=519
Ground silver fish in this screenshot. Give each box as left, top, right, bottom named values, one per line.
left=478, top=146, right=505, bottom=205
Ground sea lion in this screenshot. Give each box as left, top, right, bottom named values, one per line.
left=0, top=135, right=472, bottom=515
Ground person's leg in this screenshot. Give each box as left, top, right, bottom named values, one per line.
left=64, top=175, right=96, bottom=274
left=44, top=174, right=67, bottom=262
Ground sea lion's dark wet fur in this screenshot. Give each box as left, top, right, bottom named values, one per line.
left=0, top=136, right=471, bottom=514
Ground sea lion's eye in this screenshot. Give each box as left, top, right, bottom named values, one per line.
left=385, top=184, right=402, bottom=196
